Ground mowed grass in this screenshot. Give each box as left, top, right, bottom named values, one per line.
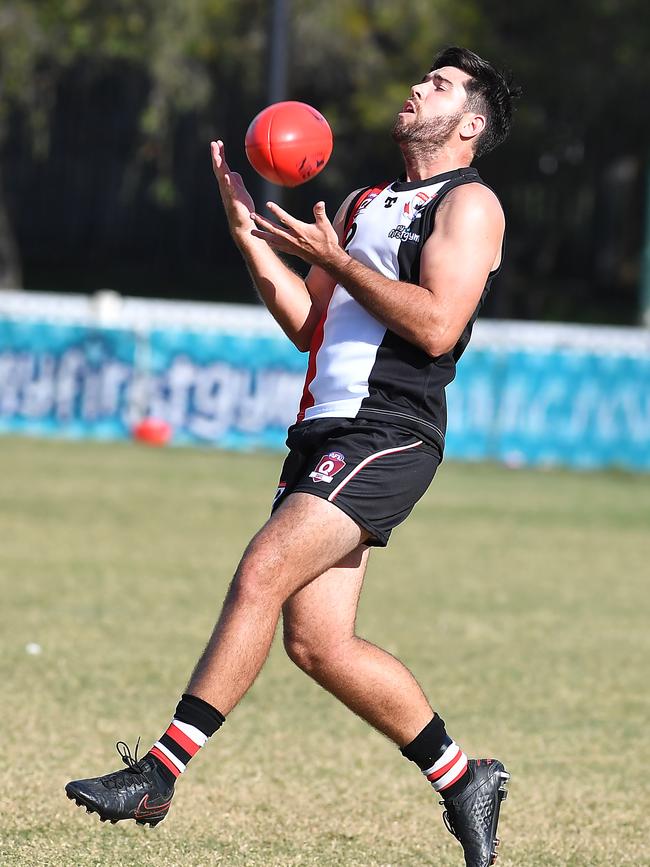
left=1, top=436, right=649, bottom=867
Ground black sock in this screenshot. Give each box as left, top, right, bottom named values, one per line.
left=148, top=694, right=225, bottom=786
left=401, top=714, right=470, bottom=800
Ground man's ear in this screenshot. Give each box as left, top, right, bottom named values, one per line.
left=460, top=113, right=486, bottom=143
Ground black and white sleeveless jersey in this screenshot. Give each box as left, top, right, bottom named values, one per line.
left=296, top=167, right=501, bottom=450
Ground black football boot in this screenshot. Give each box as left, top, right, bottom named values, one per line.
left=65, top=740, right=175, bottom=827
left=440, top=758, right=510, bottom=867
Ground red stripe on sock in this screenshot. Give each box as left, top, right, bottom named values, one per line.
left=438, top=761, right=469, bottom=792
left=166, top=723, right=201, bottom=757
left=150, top=746, right=181, bottom=778
left=427, top=747, right=462, bottom=782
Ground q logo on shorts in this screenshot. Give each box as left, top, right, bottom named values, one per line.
left=309, top=452, right=347, bottom=484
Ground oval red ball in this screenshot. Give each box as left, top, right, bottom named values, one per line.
left=245, top=101, right=333, bottom=187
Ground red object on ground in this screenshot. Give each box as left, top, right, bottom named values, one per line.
left=245, top=101, right=333, bottom=187
left=132, top=418, right=173, bottom=446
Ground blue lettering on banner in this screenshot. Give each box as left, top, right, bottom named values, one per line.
left=0, top=323, right=136, bottom=438
left=446, top=348, right=650, bottom=470
left=0, top=319, right=306, bottom=447
left=0, top=317, right=648, bottom=470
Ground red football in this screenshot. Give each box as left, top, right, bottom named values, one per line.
left=245, top=101, right=333, bottom=187
left=132, top=417, right=172, bottom=446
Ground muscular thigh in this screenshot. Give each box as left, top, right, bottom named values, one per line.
left=282, top=545, right=370, bottom=647
left=237, top=492, right=370, bottom=601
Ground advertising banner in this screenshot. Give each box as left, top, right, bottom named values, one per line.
left=0, top=319, right=137, bottom=440
left=446, top=347, right=650, bottom=470
left=0, top=318, right=306, bottom=449
left=144, top=328, right=305, bottom=449
left=0, top=299, right=648, bottom=471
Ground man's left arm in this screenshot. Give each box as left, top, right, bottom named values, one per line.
left=251, top=185, right=504, bottom=357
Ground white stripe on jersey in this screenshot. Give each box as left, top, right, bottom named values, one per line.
left=304, top=284, right=386, bottom=420
left=305, top=179, right=450, bottom=422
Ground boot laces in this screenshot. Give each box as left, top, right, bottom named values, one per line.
left=101, top=738, right=147, bottom=789
left=117, top=738, right=145, bottom=773
left=441, top=800, right=460, bottom=840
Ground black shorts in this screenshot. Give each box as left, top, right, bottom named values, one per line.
left=271, top=417, right=442, bottom=547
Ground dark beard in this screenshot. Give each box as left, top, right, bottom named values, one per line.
left=391, top=110, right=464, bottom=155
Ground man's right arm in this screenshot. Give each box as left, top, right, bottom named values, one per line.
left=211, top=140, right=357, bottom=351
left=235, top=231, right=330, bottom=353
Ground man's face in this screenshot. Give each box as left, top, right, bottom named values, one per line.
left=391, top=66, right=473, bottom=147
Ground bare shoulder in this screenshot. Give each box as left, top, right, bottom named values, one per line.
left=437, top=182, right=504, bottom=229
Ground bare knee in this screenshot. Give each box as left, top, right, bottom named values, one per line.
left=283, top=627, right=348, bottom=677
left=230, top=527, right=301, bottom=604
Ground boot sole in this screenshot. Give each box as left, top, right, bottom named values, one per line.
left=490, top=769, right=510, bottom=865
left=65, top=786, right=165, bottom=828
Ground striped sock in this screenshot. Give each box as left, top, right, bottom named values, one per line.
left=423, top=739, right=468, bottom=794
left=148, top=693, right=225, bottom=785
left=400, top=714, right=470, bottom=800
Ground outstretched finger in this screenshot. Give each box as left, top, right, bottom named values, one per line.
left=211, top=140, right=232, bottom=178
left=251, top=228, right=278, bottom=244
left=266, top=201, right=301, bottom=230
left=313, top=201, right=330, bottom=224
left=251, top=230, right=295, bottom=255
left=251, top=211, right=297, bottom=238
left=210, top=140, right=222, bottom=172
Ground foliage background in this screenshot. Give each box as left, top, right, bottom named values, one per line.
left=1, top=0, right=649, bottom=323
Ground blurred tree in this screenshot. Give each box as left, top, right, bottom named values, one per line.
left=449, top=0, right=650, bottom=321
left=1, top=0, right=649, bottom=322
left=0, top=0, right=267, bottom=287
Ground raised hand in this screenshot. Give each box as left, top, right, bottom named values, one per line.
left=250, top=201, right=342, bottom=268
left=210, top=140, right=256, bottom=242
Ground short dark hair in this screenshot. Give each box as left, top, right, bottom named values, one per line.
left=431, top=46, right=521, bottom=159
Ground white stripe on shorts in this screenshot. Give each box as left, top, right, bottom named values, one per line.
left=327, top=440, right=423, bottom=502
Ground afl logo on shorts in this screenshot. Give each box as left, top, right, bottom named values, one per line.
left=309, top=451, right=347, bottom=484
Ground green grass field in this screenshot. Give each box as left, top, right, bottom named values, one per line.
left=1, top=436, right=649, bottom=867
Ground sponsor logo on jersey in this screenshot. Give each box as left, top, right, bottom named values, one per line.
left=403, top=190, right=434, bottom=220
left=309, top=451, right=347, bottom=484
left=388, top=225, right=420, bottom=242
left=357, top=192, right=380, bottom=214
